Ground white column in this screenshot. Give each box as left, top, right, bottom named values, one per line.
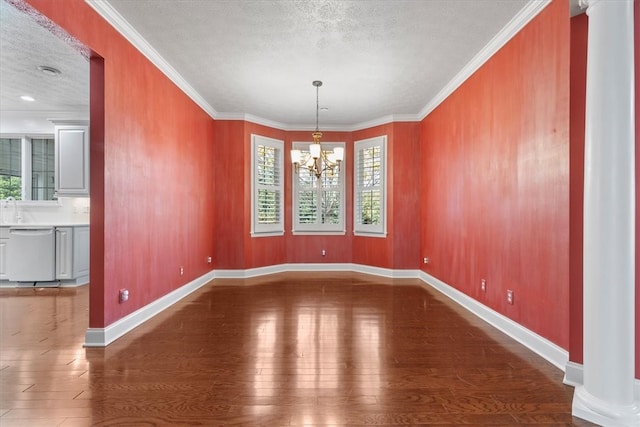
left=573, top=0, right=639, bottom=425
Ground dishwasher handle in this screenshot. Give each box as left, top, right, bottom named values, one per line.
left=9, top=228, right=55, bottom=237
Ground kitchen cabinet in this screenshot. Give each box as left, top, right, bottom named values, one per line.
left=55, top=227, right=73, bottom=279
left=72, top=226, right=89, bottom=278
left=55, top=123, right=89, bottom=197
left=0, top=225, right=89, bottom=286
left=0, top=227, right=8, bottom=280
left=56, top=226, right=89, bottom=282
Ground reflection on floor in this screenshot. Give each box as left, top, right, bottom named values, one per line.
left=0, top=272, right=595, bottom=426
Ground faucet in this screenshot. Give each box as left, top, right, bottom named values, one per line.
left=4, top=197, right=21, bottom=224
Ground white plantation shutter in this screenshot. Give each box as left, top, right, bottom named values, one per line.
left=354, top=136, right=387, bottom=236
left=292, top=142, right=345, bottom=233
left=251, top=135, right=284, bottom=236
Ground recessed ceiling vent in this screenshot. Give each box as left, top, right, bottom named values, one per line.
left=37, top=65, right=62, bottom=76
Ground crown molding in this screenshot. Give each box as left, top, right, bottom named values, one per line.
left=85, top=0, right=218, bottom=119
left=86, top=0, right=549, bottom=130
left=417, top=0, right=551, bottom=120
left=216, top=113, right=421, bottom=133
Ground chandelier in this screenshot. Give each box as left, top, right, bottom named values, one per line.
left=291, top=80, right=344, bottom=179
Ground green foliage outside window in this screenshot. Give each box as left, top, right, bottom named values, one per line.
left=0, top=138, right=22, bottom=200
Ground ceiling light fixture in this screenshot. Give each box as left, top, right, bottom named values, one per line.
left=20, top=95, right=35, bottom=102
left=37, top=65, right=62, bottom=76
left=291, top=80, right=344, bottom=179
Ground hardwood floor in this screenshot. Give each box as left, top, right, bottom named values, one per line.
left=0, top=273, right=595, bottom=426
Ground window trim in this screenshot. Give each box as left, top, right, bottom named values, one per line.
left=291, top=141, right=346, bottom=235
left=250, top=134, right=284, bottom=237
left=0, top=133, right=59, bottom=205
left=353, top=135, right=387, bottom=237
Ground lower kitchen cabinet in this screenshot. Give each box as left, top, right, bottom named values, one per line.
left=0, top=227, right=8, bottom=280
left=56, top=226, right=89, bottom=282
left=0, top=225, right=89, bottom=286
left=56, top=227, right=73, bottom=279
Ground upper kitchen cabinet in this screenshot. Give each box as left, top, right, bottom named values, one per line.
left=55, top=122, right=89, bottom=197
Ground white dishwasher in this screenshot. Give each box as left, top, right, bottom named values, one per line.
left=7, top=227, right=56, bottom=282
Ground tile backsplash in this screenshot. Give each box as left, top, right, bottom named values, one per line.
left=0, top=197, right=90, bottom=225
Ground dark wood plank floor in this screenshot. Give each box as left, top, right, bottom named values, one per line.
left=0, top=273, right=595, bottom=426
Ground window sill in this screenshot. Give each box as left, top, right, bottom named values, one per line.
left=353, top=231, right=387, bottom=238
left=251, top=231, right=284, bottom=238
left=291, top=230, right=346, bottom=236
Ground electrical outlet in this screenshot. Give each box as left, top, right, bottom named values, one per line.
left=322, top=249, right=326, bottom=256
left=481, top=279, right=486, bottom=292
left=423, top=257, right=430, bottom=264
left=507, top=289, right=514, bottom=305
left=180, top=266, right=184, bottom=276
left=207, top=256, right=212, bottom=264
left=119, top=289, right=129, bottom=303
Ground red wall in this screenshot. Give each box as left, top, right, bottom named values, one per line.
left=213, top=122, right=420, bottom=271
left=353, top=124, right=395, bottom=268
left=24, top=0, right=216, bottom=328
left=391, top=123, right=421, bottom=269
left=213, top=121, right=245, bottom=269
left=352, top=123, right=421, bottom=269
left=420, top=0, right=570, bottom=348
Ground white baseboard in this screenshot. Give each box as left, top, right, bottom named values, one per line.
left=214, top=263, right=420, bottom=280
left=418, top=271, right=569, bottom=371
left=84, top=270, right=216, bottom=347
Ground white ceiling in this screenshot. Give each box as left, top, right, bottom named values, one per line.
left=0, top=0, right=89, bottom=133
left=1, top=0, right=584, bottom=133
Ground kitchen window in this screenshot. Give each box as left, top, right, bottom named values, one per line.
left=0, top=136, right=56, bottom=201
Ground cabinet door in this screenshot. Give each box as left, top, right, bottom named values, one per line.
left=56, top=227, right=73, bottom=280
left=0, top=227, right=8, bottom=280
left=0, top=239, right=7, bottom=280
left=55, top=125, right=89, bottom=196
left=73, top=226, right=90, bottom=278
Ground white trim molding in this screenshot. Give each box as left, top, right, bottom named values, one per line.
left=417, top=0, right=551, bottom=120
left=85, top=0, right=218, bottom=119
left=84, top=271, right=215, bottom=347
left=85, top=0, right=549, bottom=133
left=214, top=263, right=421, bottom=280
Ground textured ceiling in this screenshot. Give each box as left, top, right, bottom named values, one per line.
left=102, top=0, right=533, bottom=127
left=1, top=0, right=584, bottom=132
left=0, top=0, right=89, bottom=130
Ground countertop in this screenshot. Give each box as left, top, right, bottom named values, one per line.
left=0, top=223, right=90, bottom=228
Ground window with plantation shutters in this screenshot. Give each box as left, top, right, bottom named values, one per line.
left=292, top=142, right=345, bottom=234
left=354, top=136, right=387, bottom=236
left=251, top=135, right=284, bottom=236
